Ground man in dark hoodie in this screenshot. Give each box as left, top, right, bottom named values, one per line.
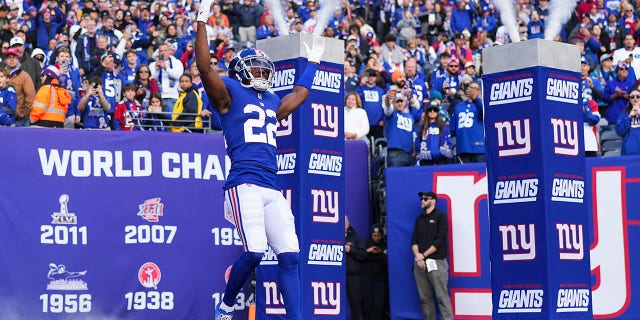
left=345, top=215, right=367, bottom=320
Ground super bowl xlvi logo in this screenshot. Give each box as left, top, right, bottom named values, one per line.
left=311, top=70, right=342, bottom=93
left=260, top=246, right=278, bottom=266
left=494, top=119, right=531, bottom=157
left=46, top=263, right=88, bottom=290
left=556, top=223, right=584, bottom=260
left=270, top=68, right=296, bottom=92
left=546, top=78, right=579, bottom=104
left=493, top=178, right=538, bottom=204
left=308, top=152, right=342, bottom=176
left=137, top=198, right=165, bottom=222
left=276, top=114, right=293, bottom=137
left=311, top=189, right=339, bottom=223
left=498, top=289, right=543, bottom=313
left=263, top=281, right=286, bottom=315
left=138, top=262, right=161, bottom=289
left=276, top=153, right=296, bottom=175
left=312, top=281, right=341, bottom=315
left=557, top=288, right=590, bottom=312
left=499, top=224, right=536, bottom=261
left=312, top=103, right=339, bottom=138
left=551, top=118, right=579, bottom=156
left=51, top=194, right=77, bottom=224
left=488, top=78, right=534, bottom=105
left=551, top=178, right=584, bottom=203
left=308, top=242, right=343, bottom=266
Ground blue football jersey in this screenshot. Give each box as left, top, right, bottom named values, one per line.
left=219, top=77, right=282, bottom=191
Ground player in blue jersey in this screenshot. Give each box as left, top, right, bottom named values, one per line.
left=195, top=2, right=325, bottom=319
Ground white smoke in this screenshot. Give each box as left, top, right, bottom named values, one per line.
left=313, top=0, right=341, bottom=35
left=265, top=0, right=289, bottom=36
left=493, top=0, right=521, bottom=43
left=544, top=0, right=577, bottom=40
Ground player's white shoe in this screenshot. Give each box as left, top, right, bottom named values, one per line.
left=215, top=302, right=234, bottom=320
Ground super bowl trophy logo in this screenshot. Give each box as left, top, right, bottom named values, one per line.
left=51, top=194, right=77, bottom=225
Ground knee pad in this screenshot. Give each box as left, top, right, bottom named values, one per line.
left=277, top=252, right=299, bottom=271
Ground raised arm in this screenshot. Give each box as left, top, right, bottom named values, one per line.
left=195, top=0, right=231, bottom=114
left=276, top=36, right=326, bottom=120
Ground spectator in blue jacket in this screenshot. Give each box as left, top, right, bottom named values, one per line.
left=450, top=0, right=473, bottom=35
left=616, top=89, right=640, bottom=155
left=0, top=68, right=17, bottom=125
left=415, top=104, right=453, bottom=165
left=604, top=62, right=636, bottom=123
left=451, top=81, right=484, bottom=163
left=36, top=7, right=65, bottom=50
left=475, top=5, right=497, bottom=35
left=384, top=93, right=418, bottom=167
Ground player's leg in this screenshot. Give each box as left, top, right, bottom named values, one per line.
left=220, top=184, right=269, bottom=312
left=264, top=188, right=301, bottom=320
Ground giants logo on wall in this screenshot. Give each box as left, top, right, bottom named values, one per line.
left=546, top=75, right=579, bottom=104
left=308, top=152, right=342, bottom=176
left=494, top=119, right=531, bottom=157
left=260, top=246, right=278, bottom=266
left=263, top=281, right=286, bottom=315
left=493, top=176, right=538, bottom=204
left=551, top=118, right=579, bottom=156
left=311, top=189, right=339, bottom=223
left=488, top=76, right=533, bottom=106
left=556, top=288, right=590, bottom=312
left=271, top=67, right=296, bottom=92
left=277, top=115, right=293, bottom=137
left=138, top=262, right=161, bottom=289
left=308, top=241, right=343, bottom=266
left=551, top=176, right=584, bottom=203
left=498, top=289, right=543, bottom=313
left=556, top=223, right=584, bottom=260
left=311, top=68, right=342, bottom=93
left=499, top=224, right=536, bottom=261
left=276, top=153, right=296, bottom=175
left=46, top=263, right=88, bottom=290
left=312, top=281, right=341, bottom=315
left=138, top=198, right=165, bottom=222
left=311, top=103, right=339, bottom=138
left=51, top=194, right=77, bottom=224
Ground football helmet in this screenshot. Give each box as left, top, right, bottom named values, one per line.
left=228, top=48, right=275, bottom=92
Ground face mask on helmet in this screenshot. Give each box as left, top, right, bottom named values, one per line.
left=229, top=49, right=275, bottom=92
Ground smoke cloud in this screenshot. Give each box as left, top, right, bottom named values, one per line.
left=544, top=0, right=577, bottom=40
left=265, top=0, right=289, bottom=36
left=493, top=0, right=521, bottom=43
left=313, top=0, right=341, bottom=35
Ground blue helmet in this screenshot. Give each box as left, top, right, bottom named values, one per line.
left=228, top=48, right=275, bottom=92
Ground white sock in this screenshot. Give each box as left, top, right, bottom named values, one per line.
left=220, top=302, right=234, bottom=313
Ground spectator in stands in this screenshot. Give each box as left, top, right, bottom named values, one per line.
left=75, top=18, right=99, bottom=77
left=356, top=69, right=385, bottom=140
left=232, top=0, right=261, bottom=44
left=591, top=24, right=609, bottom=56
left=384, top=93, right=417, bottom=167
left=612, top=34, right=640, bottom=81
left=120, top=49, right=139, bottom=85
left=476, top=5, right=497, bottom=35
left=616, top=89, right=640, bottom=155
left=36, top=7, right=66, bottom=50
left=54, top=47, right=82, bottom=129
left=430, top=51, right=450, bottom=89
left=256, top=15, right=279, bottom=40
left=124, top=19, right=150, bottom=65
left=208, top=3, right=230, bottom=29
left=5, top=36, right=41, bottom=90
left=604, top=13, right=625, bottom=52
left=592, top=53, right=615, bottom=91
left=30, top=65, right=71, bottom=128
left=380, top=34, right=405, bottom=72
left=451, top=81, right=484, bottom=163
left=396, top=10, right=418, bottom=49
left=170, top=73, right=202, bottom=133
left=412, top=191, right=452, bottom=320
left=145, top=92, right=169, bottom=131
left=604, top=62, right=635, bottom=123
left=345, top=215, right=366, bottom=320
left=150, top=43, right=184, bottom=113
left=344, top=91, right=370, bottom=143
left=433, top=58, right=463, bottom=105
left=405, top=57, right=428, bottom=105
left=583, top=99, right=601, bottom=157
left=133, top=64, right=160, bottom=111
left=406, top=38, right=427, bottom=71
left=344, top=60, right=359, bottom=93
left=527, top=11, right=545, bottom=40
left=78, top=76, right=111, bottom=130
left=415, top=103, right=453, bottom=165
left=450, top=0, right=472, bottom=35
left=361, top=223, right=388, bottom=320
left=113, top=83, right=144, bottom=131
left=418, top=0, right=443, bottom=46
left=4, top=47, right=34, bottom=127
left=0, top=68, right=16, bottom=124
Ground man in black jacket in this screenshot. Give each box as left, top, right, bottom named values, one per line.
left=411, top=191, right=452, bottom=320
left=345, top=215, right=366, bottom=320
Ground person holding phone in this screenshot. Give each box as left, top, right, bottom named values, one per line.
left=615, top=89, right=640, bottom=155
left=78, top=76, right=111, bottom=130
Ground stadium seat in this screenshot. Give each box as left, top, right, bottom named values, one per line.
left=600, top=130, right=621, bottom=143
left=602, top=140, right=622, bottom=152
left=603, top=149, right=621, bottom=157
